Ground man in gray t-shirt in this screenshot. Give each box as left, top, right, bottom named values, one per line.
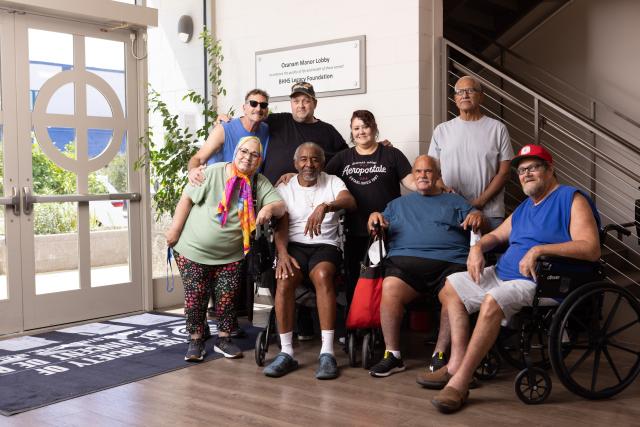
left=425, top=75, right=513, bottom=374
left=428, top=75, right=513, bottom=231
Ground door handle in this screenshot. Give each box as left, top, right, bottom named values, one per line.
left=0, top=186, right=21, bottom=216
left=22, top=186, right=34, bottom=215
left=11, top=186, right=20, bottom=216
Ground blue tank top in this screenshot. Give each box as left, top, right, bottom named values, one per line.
left=207, top=118, right=270, bottom=165
left=496, top=185, right=600, bottom=281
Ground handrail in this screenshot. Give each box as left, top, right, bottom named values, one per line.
left=444, top=39, right=640, bottom=161
left=444, top=29, right=640, bottom=133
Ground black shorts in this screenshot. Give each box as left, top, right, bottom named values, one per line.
left=287, top=242, right=342, bottom=277
left=383, top=256, right=466, bottom=295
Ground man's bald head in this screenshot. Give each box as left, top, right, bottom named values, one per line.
left=413, top=155, right=442, bottom=195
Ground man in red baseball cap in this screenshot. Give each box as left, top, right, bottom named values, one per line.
left=510, top=143, right=553, bottom=166
left=423, top=143, right=602, bottom=414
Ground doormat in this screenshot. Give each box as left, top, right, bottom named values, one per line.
left=0, top=312, right=260, bottom=416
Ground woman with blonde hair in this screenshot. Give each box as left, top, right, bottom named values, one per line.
left=166, top=136, right=285, bottom=361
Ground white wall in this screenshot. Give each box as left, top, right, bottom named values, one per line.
left=511, top=0, right=640, bottom=141
left=147, top=0, right=206, bottom=136
left=213, top=0, right=441, bottom=162
left=145, top=0, right=206, bottom=296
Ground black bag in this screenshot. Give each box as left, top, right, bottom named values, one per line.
left=245, top=222, right=274, bottom=277
left=239, top=176, right=275, bottom=322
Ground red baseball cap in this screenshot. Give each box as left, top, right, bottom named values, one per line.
left=511, top=144, right=553, bottom=167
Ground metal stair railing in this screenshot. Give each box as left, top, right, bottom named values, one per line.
left=443, top=39, right=640, bottom=291
left=454, top=26, right=640, bottom=145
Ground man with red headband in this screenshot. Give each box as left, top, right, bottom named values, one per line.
left=421, top=144, right=601, bottom=413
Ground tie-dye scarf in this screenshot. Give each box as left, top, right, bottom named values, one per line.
left=216, top=136, right=263, bottom=255
left=216, top=163, right=255, bottom=255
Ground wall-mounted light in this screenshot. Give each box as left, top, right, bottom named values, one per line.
left=178, top=15, right=193, bottom=43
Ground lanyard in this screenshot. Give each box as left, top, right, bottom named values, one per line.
left=166, top=247, right=175, bottom=293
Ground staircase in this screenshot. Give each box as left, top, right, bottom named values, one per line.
left=444, top=0, right=570, bottom=58
left=441, top=40, right=640, bottom=294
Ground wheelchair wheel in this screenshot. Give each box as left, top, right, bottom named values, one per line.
left=476, top=348, right=501, bottom=380
left=549, top=281, right=640, bottom=400
left=347, top=332, right=359, bottom=367
left=255, top=330, right=268, bottom=366
left=515, top=367, right=552, bottom=404
left=362, top=331, right=375, bottom=370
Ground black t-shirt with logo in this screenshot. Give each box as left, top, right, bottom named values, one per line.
left=262, top=112, right=348, bottom=184
left=325, top=144, right=412, bottom=237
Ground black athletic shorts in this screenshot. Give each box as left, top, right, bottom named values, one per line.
left=383, top=256, right=466, bottom=294
left=287, top=242, right=342, bottom=277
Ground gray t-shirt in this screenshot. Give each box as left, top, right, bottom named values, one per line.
left=428, top=115, right=513, bottom=218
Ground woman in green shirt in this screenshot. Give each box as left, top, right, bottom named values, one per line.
left=166, top=136, right=285, bottom=362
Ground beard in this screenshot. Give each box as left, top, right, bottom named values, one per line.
left=299, top=169, right=319, bottom=183
left=522, top=179, right=545, bottom=199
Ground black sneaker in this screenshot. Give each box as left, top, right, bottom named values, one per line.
left=214, top=336, right=243, bottom=359
left=429, top=351, right=448, bottom=372
left=184, top=338, right=205, bottom=362
left=369, top=351, right=406, bottom=377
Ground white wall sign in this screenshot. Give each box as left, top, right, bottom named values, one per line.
left=256, top=35, right=366, bottom=101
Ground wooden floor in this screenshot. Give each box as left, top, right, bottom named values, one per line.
left=2, top=312, right=640, bottom=426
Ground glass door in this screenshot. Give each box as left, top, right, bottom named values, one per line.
left=2, top=13, right=144, bottom=332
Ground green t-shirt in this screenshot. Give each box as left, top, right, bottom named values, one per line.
left=173, top=163, right=282, bottom=265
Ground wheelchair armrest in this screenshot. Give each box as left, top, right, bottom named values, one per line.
left=536, top=255, right=600, bottom=267
left=535, top=256, right=604, bottom=299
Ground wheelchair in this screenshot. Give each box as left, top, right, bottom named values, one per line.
left=254, top=212, right=348, bottom=366
left=482, top=224, right=640, bottom=404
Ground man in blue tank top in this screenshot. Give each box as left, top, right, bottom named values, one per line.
left=424, top=144, right=601, bottom=414
left=186, top=88, right=270, bottom=178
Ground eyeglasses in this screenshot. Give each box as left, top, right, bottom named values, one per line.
left=516, top=162, right=545, bottom=175
left=454, top=87, right=481, bottom=96
left=238, top=148, right=261, bottom=160
left=247, top=100, right=269, bottom=109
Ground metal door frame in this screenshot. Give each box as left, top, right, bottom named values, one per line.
left=0, top=11, right=145, bottom=333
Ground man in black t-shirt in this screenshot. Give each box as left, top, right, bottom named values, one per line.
left=261, top=81, right=348, bottom=184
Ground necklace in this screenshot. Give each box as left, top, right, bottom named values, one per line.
left=302, top=186, right=318, bottom=208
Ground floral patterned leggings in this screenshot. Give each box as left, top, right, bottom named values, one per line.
left=174, top=253, right=242, bottom=335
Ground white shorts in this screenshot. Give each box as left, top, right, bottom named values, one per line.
left=447, top=266, right=537, bottom=321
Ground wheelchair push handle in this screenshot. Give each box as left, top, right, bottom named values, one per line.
left=601, top=223, right=631, bottom=244
left=362, top=223, right=386, bottom=267
left=370, top=221, right=382, bottom=237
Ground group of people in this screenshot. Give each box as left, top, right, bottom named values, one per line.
left=165, top=77, right=601, bottom=414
